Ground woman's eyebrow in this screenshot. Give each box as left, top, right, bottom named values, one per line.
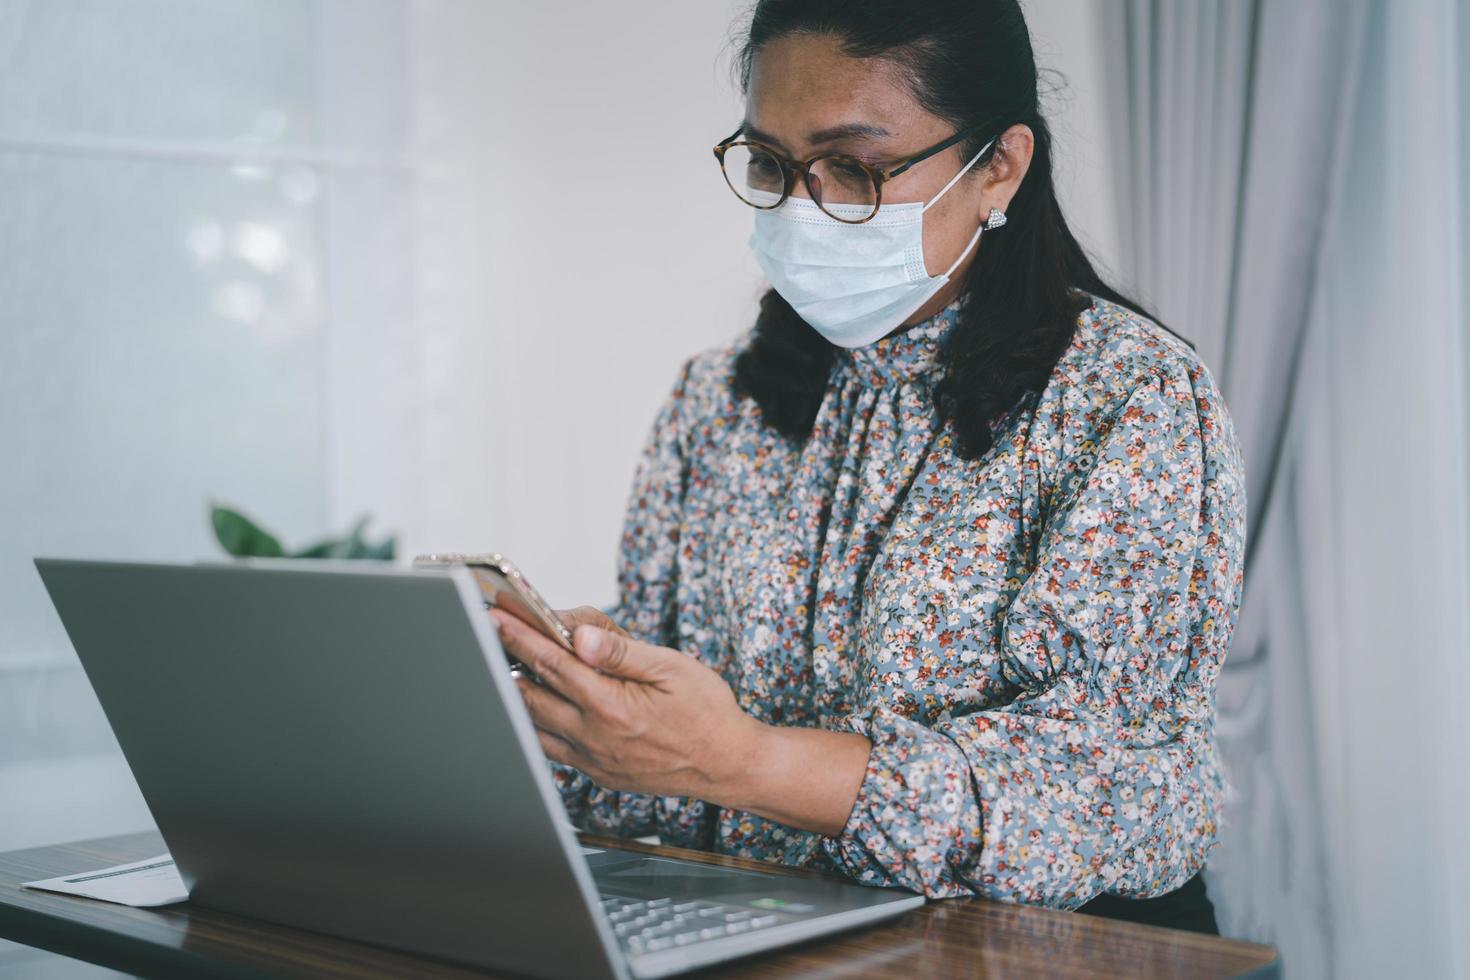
left=807, top=122, right=892, bottom=144
left=740, top=122, right=788, bottom=151
left=742, top=121, right=892, bottom=150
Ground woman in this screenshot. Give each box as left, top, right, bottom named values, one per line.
left=491, top=0, right=1244, bottom=935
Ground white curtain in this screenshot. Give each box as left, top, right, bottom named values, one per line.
left=1102, top=2, right=1470, bottom=977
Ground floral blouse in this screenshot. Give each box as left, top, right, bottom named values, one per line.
left=551, top=294, right=1247, bottom=907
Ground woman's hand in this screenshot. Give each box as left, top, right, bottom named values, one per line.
left=490, top=608, right=763, bottom=805
left=491, top=607, right=875, bottom=837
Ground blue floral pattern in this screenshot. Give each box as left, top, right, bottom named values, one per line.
left=551, top=295, right=1246, bottom=906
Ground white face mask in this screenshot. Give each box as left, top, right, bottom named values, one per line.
left=747, top=138, right=996, bottom=349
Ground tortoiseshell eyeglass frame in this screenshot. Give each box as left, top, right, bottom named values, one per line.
left=711, top=117, right=1004, bottom=224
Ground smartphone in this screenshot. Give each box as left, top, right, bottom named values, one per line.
left=413, top=553, right=575, bottom=673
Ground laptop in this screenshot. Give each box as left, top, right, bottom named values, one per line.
left=34, top=557, right=924, bottom=979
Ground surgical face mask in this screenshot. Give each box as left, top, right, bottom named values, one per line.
left=747, top=138, right=996, bottom=349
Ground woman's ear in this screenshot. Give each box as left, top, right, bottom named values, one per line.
left=984, top=124, right=1035, bottom=213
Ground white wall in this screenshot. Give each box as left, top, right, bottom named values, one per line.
left=387, top=1, right=763, bottom=607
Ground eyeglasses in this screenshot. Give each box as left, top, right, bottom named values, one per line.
left=712, top=118, right=1002, bottom=224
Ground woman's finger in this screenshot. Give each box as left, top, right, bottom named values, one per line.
left=533, top=727, right=580, bottom=766
left=556, top=605, right=631, bottom=638
left=571, top=625, right=669, bottom=683
left=515, top=673, right=585, bottom=739
left=493, top=608, right=609, bottom=706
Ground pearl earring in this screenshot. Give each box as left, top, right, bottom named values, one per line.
left=984, top=207, right=1008, bottom=230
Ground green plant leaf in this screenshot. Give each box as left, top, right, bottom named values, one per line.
left=290, top=538, right=339, bottom=559
left=211, top=505, right=285, bottom=558
left=289, top=517, right=395, bottom=561
left=215, top=504, right=394, bottom=562
left=292, top=535, right=355, bottom=559
left=328, top=535, right=365, bottom=559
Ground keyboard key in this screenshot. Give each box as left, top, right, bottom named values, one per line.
left=606, top=890, right=796, bottom=955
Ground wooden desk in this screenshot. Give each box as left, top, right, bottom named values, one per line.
left=0, top=831, right=1278, bottom=979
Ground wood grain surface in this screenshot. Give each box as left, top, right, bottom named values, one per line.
left=0, top=831, right=1279, bottom=979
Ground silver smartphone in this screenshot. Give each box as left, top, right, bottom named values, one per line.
left=413, top=554, right=575, bottom=670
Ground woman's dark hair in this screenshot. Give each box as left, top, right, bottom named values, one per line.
left=732, top=0, right=1169, bottom=459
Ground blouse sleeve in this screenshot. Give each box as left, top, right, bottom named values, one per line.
left=548, top=356, right=719, bottom=850
left=819, top=363, right=1246, bottom=905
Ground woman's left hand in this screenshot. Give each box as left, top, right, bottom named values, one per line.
left=490, top=608, right=763, bottom=804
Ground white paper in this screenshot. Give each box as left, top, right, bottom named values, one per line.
left=23, top=853, right=188, bottom=907
left=25, top=847, right=607, bottom=908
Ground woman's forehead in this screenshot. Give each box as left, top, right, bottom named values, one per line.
left=745, top=35, right=943, bottom=153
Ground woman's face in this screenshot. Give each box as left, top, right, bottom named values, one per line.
left=745, top=34, right=1033, bottom=327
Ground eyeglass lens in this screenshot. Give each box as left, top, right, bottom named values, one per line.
left=720, top=143, right=878, bottom=221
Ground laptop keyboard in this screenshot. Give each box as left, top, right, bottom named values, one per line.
left=599, top=894, right=784, bottom=955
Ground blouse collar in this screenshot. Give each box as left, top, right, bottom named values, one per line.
left=832, top=297, right=962, bottom=387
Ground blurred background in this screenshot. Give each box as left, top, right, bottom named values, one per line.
left=0, top=2, right=1466, bottom=978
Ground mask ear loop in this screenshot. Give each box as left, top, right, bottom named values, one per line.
left=921, top=136, right=997, bottom=214
left=941, top=214, right=989, bottom=278
left=925, top=137, right=999, bottom=278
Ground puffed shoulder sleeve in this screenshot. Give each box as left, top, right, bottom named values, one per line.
left=604, top=356, right=695, bottom=648
left=819, top=361, right=1246, bottom=905
left=549, top=356, right=718, bottom=849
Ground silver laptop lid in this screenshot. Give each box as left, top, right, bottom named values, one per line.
left=35, top=556, right=627, bottom=980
